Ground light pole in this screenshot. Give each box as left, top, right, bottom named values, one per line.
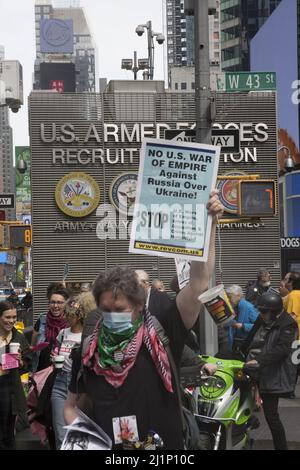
left=184, top=0, right=217, bottom=355
left=135, top=21, right=165, bottom=80
left=278, top=145, right=295, bottom=173
left=194, top=0, right=213, bottom=144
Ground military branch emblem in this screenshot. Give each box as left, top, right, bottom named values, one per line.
left=109, top=173, right=138, bottom=216
left=55, top=172, right=100, bottom=218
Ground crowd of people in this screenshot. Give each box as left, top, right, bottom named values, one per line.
left=0, top=192, right=299, bottom=451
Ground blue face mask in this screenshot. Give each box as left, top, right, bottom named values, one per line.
left=102, top=311, right=133, bottom=333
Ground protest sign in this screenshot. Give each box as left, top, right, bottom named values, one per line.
left=129, top=138, right=220, bottom=262
left=175, top=258, right=191, bottom=290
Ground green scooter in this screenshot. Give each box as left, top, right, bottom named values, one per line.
left=181, top=355, right=260, bottom=450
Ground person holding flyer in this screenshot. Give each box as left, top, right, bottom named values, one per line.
left=64, top=190, right=223, bottom=450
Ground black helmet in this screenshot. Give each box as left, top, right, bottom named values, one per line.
left=257, top=292, right=283, bottom=313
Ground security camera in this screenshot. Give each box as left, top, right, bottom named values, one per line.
left=156, top=34, right=165, bottom=45
left=135, top=25, right=145, bottom=37
left=17, top=159, right=27, bottom=174
left=10, top=103, right=21, bottom=113
left=7, top=100, right=21, bottom=113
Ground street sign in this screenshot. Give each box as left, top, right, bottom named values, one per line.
left=214, top=72, right=276, bottom=93
left=0, top=194, right=15, bottom=209
left=281, top=238, right=300, bottom=249
left=164, top=129, right=240, bottom=153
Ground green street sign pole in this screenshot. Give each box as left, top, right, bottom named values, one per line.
left=215, top=72, right=276, bottom=92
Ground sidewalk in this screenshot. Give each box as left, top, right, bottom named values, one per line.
left=16, top=385, right=300, bottom=450
left=252, top=383, right=300, bottom=450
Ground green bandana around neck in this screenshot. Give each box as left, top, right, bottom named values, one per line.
left=97, top=315, right=143, bottom=368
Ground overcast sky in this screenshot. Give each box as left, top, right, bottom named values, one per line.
left=0, top=0, right=166, bottom=147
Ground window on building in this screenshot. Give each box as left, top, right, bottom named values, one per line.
left=175, top=83, right=178, bottom=90
left=181, top=82, right=187, bottom=90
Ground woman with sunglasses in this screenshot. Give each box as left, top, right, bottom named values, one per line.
left=51, top=292, right=96, bottom=449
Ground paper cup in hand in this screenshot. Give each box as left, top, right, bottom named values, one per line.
left=198, top=284, right=235, bottom=327
left=53, top=355, right=65, bottom=369
left=9, top=342, right=20, bottom=354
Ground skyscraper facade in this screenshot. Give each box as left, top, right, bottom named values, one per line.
left=34, top=0, right=96, bottom=92
left=221, top=0, right=282, bottom=71
left=166, top=0, right=221, bottom=86
left=0, top=46, right=15, bottom=224
left=53, top=0, right=80, bottom=7
left=166, top=0, right=221, bottom=69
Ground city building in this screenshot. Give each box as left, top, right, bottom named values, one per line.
left=0, top=252, right=17, bottom=286
left=0, top=47, right=17, bottom=282
left=166, top=0, right=221, bottom=85
left=53, top=0, right=80, bottom=7
left=29, top=83, right=280, bottom=318
left=221, top=0, right=282, bottom=71
left=0, top=46, right=16, bottom=224
left=251, top=0, right=300, bottom=272
left=34, top=0, right=96, bottom=92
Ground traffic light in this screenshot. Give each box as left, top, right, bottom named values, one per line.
left=238, top=180, right=277, bottom=217
left=9, top=225, right=32, bottom=248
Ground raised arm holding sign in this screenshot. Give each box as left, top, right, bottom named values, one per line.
left=176, top=190, right=223, bottom=329
left=130, top=137, right=223, bottom=330
left=129, top=138, right=220, bottom=262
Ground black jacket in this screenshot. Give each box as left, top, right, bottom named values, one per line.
left=245, top=312, right=298, bottom=394
left=148, top=289, right=172, bottom=317
left=245, top=281, right=270, bottom=306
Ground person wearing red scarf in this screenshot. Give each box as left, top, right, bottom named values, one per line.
left=31, top=287, right=71, bottom=372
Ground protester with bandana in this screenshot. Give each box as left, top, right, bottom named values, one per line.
left=31, top=286, right=71, bottom=372
left=64, top=190, right=223, bottom=450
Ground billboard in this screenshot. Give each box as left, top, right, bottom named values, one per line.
left=0, top=252, right=16, bottom=265
left=251, top=0, right=300, bottom=172
left=15, top=147, right=31, bottom=222
left=40, top=63, right=76, bottom=92
left=40, top=19, right=74, bottom=54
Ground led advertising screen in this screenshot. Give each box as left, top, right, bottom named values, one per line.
left=40, top=62, right=76, bottom=92
left=251, top=0, right=300, bottom=172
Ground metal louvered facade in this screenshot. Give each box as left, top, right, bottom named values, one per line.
left=29, top=88, right=280, bottom=316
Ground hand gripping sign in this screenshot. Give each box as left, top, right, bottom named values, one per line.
left=129, top=138, right=220, bottom=262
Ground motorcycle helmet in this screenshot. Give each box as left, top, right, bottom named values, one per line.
left=257, top=291, right=283, bottom=314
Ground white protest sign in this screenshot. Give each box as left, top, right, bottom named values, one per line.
left=175, top=257, right=191, bottom=290
left=129, top=138, right=220, bottom=262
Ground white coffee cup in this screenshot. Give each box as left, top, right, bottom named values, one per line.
left=9, top=342, right=20, bottom=354
left=53, top=355, right=65, bottom=369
